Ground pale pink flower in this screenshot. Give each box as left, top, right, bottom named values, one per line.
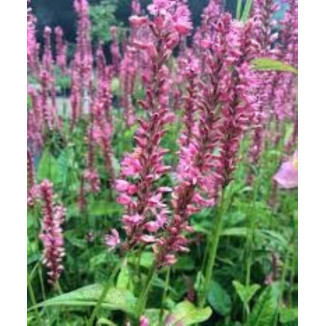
left=140, top=316, right=149, bottom=326
left=273, top=151, right=298, bottom=189
left=105, top=229, right=121, bottom=250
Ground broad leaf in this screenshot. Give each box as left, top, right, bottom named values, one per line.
left=37, top=149, right=60, bottom=183
left=129, top=252, right=154, bottom=269
left=32, top=284, right=137, bottom=315
left=207, top=281, right=232, bottom=316
left=166, top=301, right=212, bottom=325
left=249, top=283, right=281, bottom=326
left=251, top=58, right=298, bottom=75
left=233, top=281, right=261, bottom=305
left=279, top=307, right=298, bottom=324
left=116, top=260, right=131, bottom=290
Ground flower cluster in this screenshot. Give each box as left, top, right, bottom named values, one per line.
left=39, top=180, right=65, bottom=284
left=116, top=0, right=193, bottom=251
left=72, top=0, right=93, bottom=114
left=55, top=26, right=67, bottom=74
left=27, top=0, right=39, bottom=73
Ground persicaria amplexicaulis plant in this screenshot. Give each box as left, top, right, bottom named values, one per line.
left=27, top=0, right=298, bottom=323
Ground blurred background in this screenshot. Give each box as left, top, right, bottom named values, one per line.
left=30, top=0, right=287, bottom=62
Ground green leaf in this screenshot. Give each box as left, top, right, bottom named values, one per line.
left=31, top=284, right=137, bottom=315
left=207, top=281, right=232, bottom=316
left=249, top=283, right=281, bottom=326
left=233, top=281, right=261, bottom=305
left=65, top=231, right=87, bottom=249
left=251, top=58, right=298, bottom=74
left=221, top=227, right=249, bottom=237
left=241, top=0, right=253, bottom=21
left=37, top=148, right=60, bottom=183
left=166, top=301, right=212, bottom=325
left=90, top=252, right=109, bottom=270
left=89, top=200, right=122, bottom=217
left=279, top=307, right=298, bottom=324
left=174, top=256, right=195, bottom=271
left=129, top=252, right=154, bottom=269
left=116, top=260, right=131, bottom=290
left=57, top=149, right=69, bottom=185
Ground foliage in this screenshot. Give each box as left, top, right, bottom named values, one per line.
left=89, top=0, right=119, bottom=43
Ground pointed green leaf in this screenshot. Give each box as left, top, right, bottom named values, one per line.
left=31, top=284, right=137, bottom=315
left=251, top=58, right=298, bottom=74
left=166, top=301, right=212, bottom=325
left=249, top=283, right=281, bottom=326
left=233, top=281, right=261, bottom=305
left=207, top=281, right=232, bottom=316
left=116, top=260, right=131, bottom=290
left=37, top=148, right=60, bottom=183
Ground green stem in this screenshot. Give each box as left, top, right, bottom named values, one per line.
left=55, top=280, right=63, bottom=295
left=27, top=272, right=42, bottom=325
left=38, top=268, right=47, bottom=301
left=88, top=261, right=122, bottom=326
left=245, top=172, right=261, bottom=288
left=274, top=247, right=290, bottom=326
left=135, top=262, right=157, bottom=320
left=159, top=267, right=171, bottom=325
left=236, top=0, right=243, bottom=20
left=198, top=192, right=226, bottom=308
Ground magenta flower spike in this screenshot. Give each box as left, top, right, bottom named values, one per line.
left=27, top=0, right=39, bottom=74
left=55, top=26, right=67, bottom=74
left=39, top=180, right=65, bottom=284
left=27, top=150, right=39, bottom=207
left=73, top=0, right=93, bottom=113
left=116, top=0, right=192, bottom=251
left=120, top=45, right=138, bottom=127
left=273, top=150, right=298, bottom=189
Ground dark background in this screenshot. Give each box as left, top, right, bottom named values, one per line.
left=30, top=0, right=241, bottom=44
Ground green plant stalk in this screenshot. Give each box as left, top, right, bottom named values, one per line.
left=55, top=280, right=64, bottom=295
left=159, top=267, right=171, bottom=325
left=88, top=261, right=122, bottom=326
left=135, top=262, right=157, bottom=320
left=241, top=0, right=254, bottom=22
left=236, top=0, right=243, bottom=20
left=198, top=192, right=226, bottom=308
left=27, top=272, right=43, bottom=326
left=38, top=268, right=47, bottom=301
left=244, top=165, right=262, bottom=288
left=274, top=247, right=291, bottom=326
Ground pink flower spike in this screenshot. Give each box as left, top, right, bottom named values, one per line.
left=273, top=151, right=298, bottom=189
left=105, top=229, right=121, bottom=250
